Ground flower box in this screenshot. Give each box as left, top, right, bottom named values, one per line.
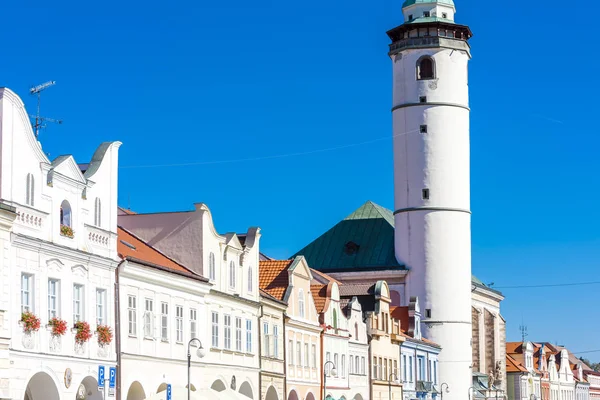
left=60, top=224, right=74, bottom=238
left=20, top=311, right=40, bottom=333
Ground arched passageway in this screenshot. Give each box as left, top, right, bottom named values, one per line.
left=265, top=386, right=279, bottom=400
left=354, top=395, right=364, bottom=400
left=306, top=393, right=316, bottom=400
left=126, top=381, right=146, bottom=400
left=157, top=383, right=168, bottom=393
left=211, top=380, right=227, bottom=392
left=287, top=389, right=299, bottom=400
left=239, top=381, right=253, bottom=399
left=24, top=372, right=59, bottom=400
left=77, top=376, right=103, bottom=400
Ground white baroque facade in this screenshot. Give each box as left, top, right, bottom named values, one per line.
left=346, top=297, right=369, bottom=400
left=0, top=87, right=121, bottom=400
left=119, top=203, right=261, bottom=399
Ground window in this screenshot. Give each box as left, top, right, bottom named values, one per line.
left=298, top=289, right=305, bottom=318
left=160, top=302, right=169, bottom=341
left=333, top=308, right=338, bottom=329
left=373, top=356, right=378, bottom=379
left=350, top=355, right=354, bottom=374
left=442, top=12, right=448, bottom=18
left=26, top=173, right=34, bottom=206
left=418, top=356, right=425, bottom=380
left=420, top=125, right=428, bottom=133
left=334, top=353, right=339, bottom=376
left=48, top=279, right=59, bottom=319
left=246, top=319, right=252, bottom=353
left=274, top=325, right=279, bottom=358
left=176, top=305, right=183, bottom=343
left=433, top=361, right=437, bottom=384
left=94, top=197, right=101, bottom=227
left=327, top=352, right=332, bottom=374
left=96, top=289, right=106, bottom=326
left=288, top=340, right=294, bottom=366
left=355, top=322, right=359, bottom=340
left=128, top=295, right=137, bottom=336
left=211, top=312, right=219, bottom=347
left=312, top=344, right=317, bottom=368
left=426, top=308, right=432, bottom=318
left=417, top=57, right=435, bottom=80
left=21, top=274, right=33, bottom=313
left=423, top=11, right=430, bottom=17
left=224, top=315, right=231, bottom=349
left=422, top=189, right=430, bottom=200
left=247, top=266, right=253, bottom=293
left=144, top=299, right=153, bottom=338
left=209, top=252, right=216, bottom=281
left=361, top=357, right=366, bottom=375
left=64, top=292, right=79, bottom=334
left=304, top=343, right=309, bottom=367
left=236, top=317, right=242, bottom=351
left=408, top=14, right=413, bottom=20
left=394, top=360, right=398, bottom=377
left=409, top=356, right=414, bottom=382
left=229, top=261, right=236, bottom=289
left=297, top=341, right=302, bottom=367
left=190, top=308, right=197, bottom=339
left=403, top=355, right=407, bottom=381
left=342, top=355, right=346, bottom=378
left=263, top=323, right=270, bottom=357
left=419, top=96, right=427, bottom=103
left=60, top=200, right=72, bottom=227
left=356, top=356, right=360, bottom=375
left=384, top=357, right=388, bottom=380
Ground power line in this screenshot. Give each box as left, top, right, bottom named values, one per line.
left=119, top=127, right=422, bottom=169
left=493, top=281, right=600, bottom=289
left=572, top=349, right=600, bottom=355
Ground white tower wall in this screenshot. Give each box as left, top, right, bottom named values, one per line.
left=391, top=23, right=473, bottom=400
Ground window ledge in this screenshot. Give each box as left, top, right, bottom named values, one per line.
left=210, top=347, right=221, bottom=352
left=161, top=339, right=169, bottom=343
left=222, top=349, right=234, bottom=354
left=128, top=334, right=137, bottom=338
left=176, top=341, right=184, bottom=345
left=143, top=336, right=155, bottom=341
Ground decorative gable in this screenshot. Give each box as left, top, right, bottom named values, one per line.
left=47, top=155, right=87, bottom=187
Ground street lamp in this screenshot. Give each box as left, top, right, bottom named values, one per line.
left=323, top=361, right=337, bottom=400
left=468, top=386, right=473, bottom=400
left=440, top=383, right=450, bottom=400
left=187, top=338, right=206, bottom=400
left=389, top=372, right=399, bottom=400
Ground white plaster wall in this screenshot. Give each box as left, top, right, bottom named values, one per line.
left=392, top=45, right=472, bottom=400
left=402, top=4, right=455, bottom=21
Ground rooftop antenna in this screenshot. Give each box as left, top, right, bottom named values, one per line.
left=29, top=81, right=62, bottom=137
left=519, top=323, right=528, bottom=342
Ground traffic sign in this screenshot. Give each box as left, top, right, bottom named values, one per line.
left=98, top=366, right=105, bottom=390
left=166, top=384, right=172, bottom=400
left=109, top=367, right=116, bottom=396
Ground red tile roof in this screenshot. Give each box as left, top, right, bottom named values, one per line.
left=506, top=354, right=528, bottom=373
left=259, top=260, right=293, bottom=301
left=390, top=306, right=409, bottom=332
left=117, top=227, right=202, bottom=279
left=311, top=284, right=328, bottom=313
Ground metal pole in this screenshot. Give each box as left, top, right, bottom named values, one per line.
left=187, top=338, right=202, bottom=400
left=441, top=382, right=450, bottom=400
left=389, top=373, right=398, bottom=400
left=323, top=361, right=336, bottom=400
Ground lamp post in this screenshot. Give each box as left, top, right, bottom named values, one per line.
left=187, top=338, right=206, bottom=400
left=323, top=361, right=337, bottom=400
left=468, top=386, right=473, bottom=400
left=440, top=383, right=450, bottom=400
left=389, top=372, right=399, bottom=400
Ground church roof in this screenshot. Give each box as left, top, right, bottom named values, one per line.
left=293, top=201, right=404, bottom=272
left=402, top=0, right=455, bottom=8
left=293, top=200, right=492, bottom=290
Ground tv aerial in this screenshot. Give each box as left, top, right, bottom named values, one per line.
left=29, top=81, right=63, bottom=137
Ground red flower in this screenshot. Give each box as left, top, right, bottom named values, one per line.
left=20, top=311, right=41, bottom=333
left=48, top=317, right=67, bottom=336
left=74, top=321, right=92, bottom=344
left=96, top=325, right=113, bottom=346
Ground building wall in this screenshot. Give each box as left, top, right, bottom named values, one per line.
left=347, top=297, right=369, bottom=400
left=260, top=297, right=286, bottom=400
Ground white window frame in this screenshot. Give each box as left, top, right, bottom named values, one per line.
left=342, top=354, right=346, bottom=378
left=128, top=295, right=137, bottom=336
left=263, top=322, right=270, bottom=357
left=298, top=289, right=305, bottom=318
left=247, top=266, right=253, bottom=293
left=26, top=173, right=34, bottom=206
left=312, top=344, right=316, bottom=368
left=73, top=284, right=84, bottom=322
left=288, top=340, right=294, bottom=366
left=48, top=278, right=59, bottom=320
left=224, top=314, right=231, bottom=350
left=273, top=325, right=279, bottom=358
left=96, top=288, right=106, bottom=326
left=304, top=343, right=309, bottom=367
left=235, top=317, right=242, bottom=352
left=161, top=302, right=169, bottom=341
left=94, top=197, right=102, bottom=227
left=21, top=273, right=33, bottom=313
left=229, top=261, right=236, bottom=289
left=176, top=305, right=183, bottom=343
left=209, top=252, right=216, bottom=281
left=211, top=312, right=219, bottom=348
left=297, top=341, right=302, bottom=367
left=144, top=298, right=153, bottom=338
left=246, top=319, right=252, bottom=353
left=190, top=308, right=197, bottom=340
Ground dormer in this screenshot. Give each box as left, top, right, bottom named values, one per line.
left=401, top=0, right=456, bottom=24
left=524, top=342, right=534, bottom=371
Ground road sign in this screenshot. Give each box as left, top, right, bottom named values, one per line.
left=98, top=366, right=105, bottom=390
left=166, top=384, right=172, bottom=400
left=109, top=367, right=116, bottom=396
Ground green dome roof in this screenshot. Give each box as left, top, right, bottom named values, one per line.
left=402, top=0, right=455, bottom=8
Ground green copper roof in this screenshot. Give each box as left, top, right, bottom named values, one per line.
left=293, top=200, right=488, bottom=288
left=402, top=0, right=454, bottom=7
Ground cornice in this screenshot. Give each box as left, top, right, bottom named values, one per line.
left=119, top=261, right=211, bottom=296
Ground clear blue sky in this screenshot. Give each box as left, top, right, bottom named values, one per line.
left=2, top=0, right=599, bottom=360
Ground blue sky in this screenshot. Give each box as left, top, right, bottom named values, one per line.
left=2, top=0, right=599, bottom=359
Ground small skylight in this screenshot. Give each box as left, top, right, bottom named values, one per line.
left=120, top=240, right=136, bottom=250
left=344, top=241, right=360, bottom=255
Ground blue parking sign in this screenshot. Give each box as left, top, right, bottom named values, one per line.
left=109, top=367, right=116, bottom=388
left=98, top=366, right=105, bottom=389
left=166, top=384, right=172, bottom=400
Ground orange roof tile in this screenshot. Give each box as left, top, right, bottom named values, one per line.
left=311, top=284, right=328, bottom=313
left=310, top=268, right=341, bottom=285
left=118, top=227, right=197, bottom=276
left=390, top=306, right=410, bottom=332
left=506, top=354, right=528, bottom=373
left=506, top=342, right=523, bottom=355
left=259, top=260, right=293, bottom=301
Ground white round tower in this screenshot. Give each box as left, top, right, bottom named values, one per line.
left=388, top=0, right=473, bottom=398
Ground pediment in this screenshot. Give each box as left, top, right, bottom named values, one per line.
left=71, top=264, right=89, bottom=278
left=46, top=258, right=64, bottom=272
left=289, top=256, right=313, bottom=282
left=224, top=233, right=243, bottom=251
left=50, top=155, right=87, bottom=184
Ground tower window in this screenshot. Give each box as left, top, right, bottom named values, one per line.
left=417, top=57, right=435, bottom=80
left=419, top=96, right=427, bottom=103
left=442, top=12, right=448, bottom=18
left=420, top=125, right=428, bottom=133
left=423, top=11, right=430, bottom=17
left=422, top=189, right=430, bottom=200
left=408, top=14, right=413, bottom=21
left=425, top=309, right=432, bottom=318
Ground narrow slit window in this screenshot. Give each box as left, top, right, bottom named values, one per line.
left=426, top=309, right=432, bottom=318
left=417, top=57, right=435, bottom=80
left=422, top=188, right=430, bottom=200
left=419, top=96, right=427, bottom=103
left=420, top=125, right=428, bottom=133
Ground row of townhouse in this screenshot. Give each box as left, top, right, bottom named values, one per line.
left=505, top=341, right=597, bottom=400
left=0, top=86, right=444, bottom=400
